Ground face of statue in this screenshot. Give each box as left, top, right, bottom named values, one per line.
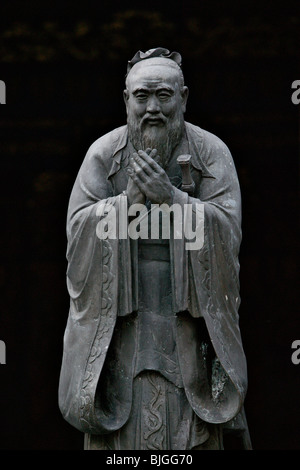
left=124, top=59, right=189, bottom=167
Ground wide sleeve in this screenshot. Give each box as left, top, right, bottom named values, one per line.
left=58, top=141, right=136, bottom=434
left=171, top=128, right=247, bottom=424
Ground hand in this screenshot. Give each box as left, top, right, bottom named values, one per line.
left=126, top=173, right=145, bottom=206
left=127, top=148, right=174, bottom=205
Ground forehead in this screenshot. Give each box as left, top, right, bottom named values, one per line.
left=126, top=62, right=181, bottom=91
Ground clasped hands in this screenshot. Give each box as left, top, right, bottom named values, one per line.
left=126, top=148, right=174, bottom=206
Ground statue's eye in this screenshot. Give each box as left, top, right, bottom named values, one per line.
left=158, top=91, right=171, bottom=100
left=135, top=92, right=148, bottom=101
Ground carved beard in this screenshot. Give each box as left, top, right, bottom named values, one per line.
left=127, top=111, right=184, bottom=169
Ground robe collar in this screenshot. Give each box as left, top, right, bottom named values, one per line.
left=107, top=122, right=215, bottom=180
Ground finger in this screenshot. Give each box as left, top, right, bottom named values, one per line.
left=143, top=148, right=157, bottom=159
left=132, top=153, right=152, bottom=176
left=149, top=148, right=157, bottom=158
left=137, top=149, right=161, bottom=172
left=145, top=148, right=161, bottom=165
left=128, top=155, right=138, bottom=170
left=126, top=166, right=134, bottom=175
left=150, top=149, right=161, bottom=165
left=137, top=149, right=158, bottom=166
left=130, top=157, right=148, bottom=182
left=129, top=170, right=145, bottom=192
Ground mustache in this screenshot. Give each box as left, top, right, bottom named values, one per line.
left=140, top=114, right=168, bottom=125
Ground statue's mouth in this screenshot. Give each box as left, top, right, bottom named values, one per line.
left=144, top=117, right=165, bottom=126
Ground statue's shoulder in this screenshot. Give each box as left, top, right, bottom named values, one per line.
left=185, top=122, right=230, bottom=154
left=86, top=125, right=127, bottom=164
left=185, top=122, right=234, bottom=177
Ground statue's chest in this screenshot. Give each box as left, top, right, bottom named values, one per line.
left=109, top=149, right=185, bottom=196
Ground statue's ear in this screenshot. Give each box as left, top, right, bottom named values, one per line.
left=123, top=89, right=129, bottom=104
left=123, top=89, right=130, bottom=115
left=181, top=86, right=189, bottom=113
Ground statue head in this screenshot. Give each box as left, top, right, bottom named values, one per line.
left=124, top=48, right=189, bottom=167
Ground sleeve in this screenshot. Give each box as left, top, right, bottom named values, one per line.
left=58, top=142, right=136, bottom=434
left=170, top=132, right=248, bottom=424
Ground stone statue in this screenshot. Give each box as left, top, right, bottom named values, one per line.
left=58, top=48, right=251, bottom=450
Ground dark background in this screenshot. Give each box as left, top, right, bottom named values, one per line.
left=0, top=0, right=299, bottom=450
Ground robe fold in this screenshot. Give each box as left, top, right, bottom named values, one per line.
left=58, top=122, right=248, bottom=440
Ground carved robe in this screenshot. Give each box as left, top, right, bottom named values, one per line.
left=58, top=122, right=250, bottom=449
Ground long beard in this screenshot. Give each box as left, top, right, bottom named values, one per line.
left=127, top=113, right=184, bottom=168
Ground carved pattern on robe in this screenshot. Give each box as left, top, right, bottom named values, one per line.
left=143, top=373, right=165, bottom=450
left=79, top=199, right=116, bottom=431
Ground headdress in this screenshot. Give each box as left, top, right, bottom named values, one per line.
left=127, top=47, right=182, bottom=74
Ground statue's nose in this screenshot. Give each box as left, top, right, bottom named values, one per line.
left=146, top=96, right=160, bottom=113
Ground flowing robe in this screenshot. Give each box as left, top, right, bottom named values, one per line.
left=58, top=122, right=249, bottom=448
